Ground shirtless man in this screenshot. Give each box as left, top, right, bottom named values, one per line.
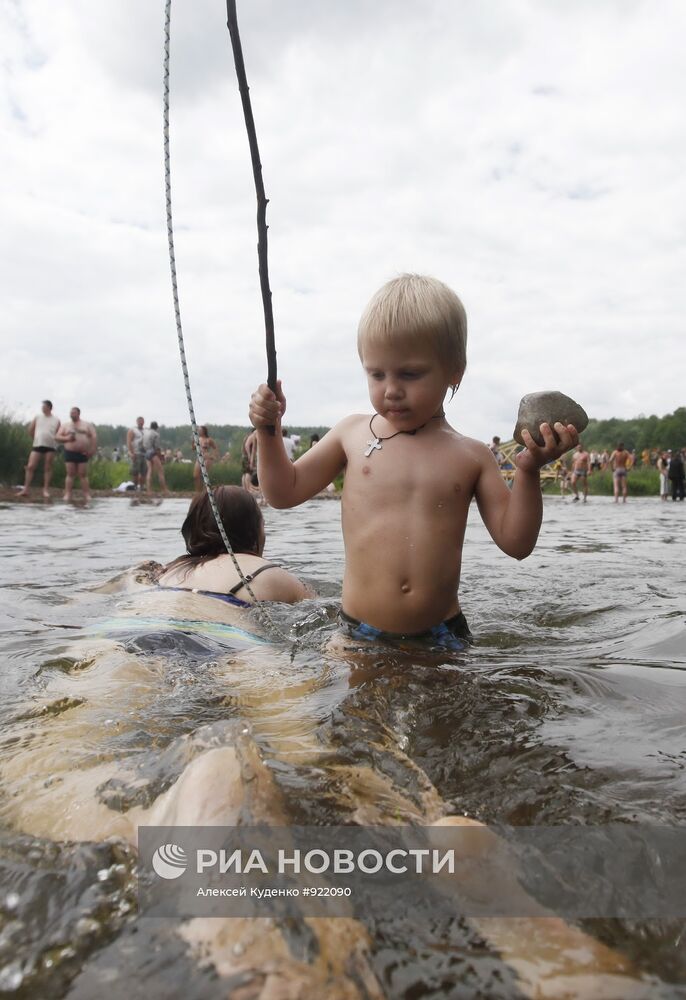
left=193, top=426, right=219, bottom=492
left=18, top=400, right=61, bottom=498
left=56, top=406, right=97, bottom=503
left=127, top=416, right=147, bottom=491
left=570, top=441, right=591, bottom=502
left=241, top=429, right=258, bottom=493
left=609, top=441, right=630, bottom=504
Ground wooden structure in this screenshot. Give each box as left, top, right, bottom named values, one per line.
left=496, top=440, right=561, bottom=484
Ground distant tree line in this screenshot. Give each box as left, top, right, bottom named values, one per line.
left=578, top=407, right=686, bottom=453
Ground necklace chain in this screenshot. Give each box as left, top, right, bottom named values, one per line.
left=368, top=413, right=424, bottom=442
left=364, top=413, right=443, bottom=457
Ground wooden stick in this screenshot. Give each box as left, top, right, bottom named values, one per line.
left=226, top=0, right=277, bottom=432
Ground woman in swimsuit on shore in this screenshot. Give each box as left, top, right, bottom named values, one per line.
left=157, top=485, right=312, bottom=605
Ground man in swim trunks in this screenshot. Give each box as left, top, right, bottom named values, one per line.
left=609, top=441, right=630, bottom=504
left=56, top=406, right=97, bottom=503
left=18, top=400, right=61, bottom=498
left=249, top=274, right=578, bottom=651
left=241, top=430, right=258, bottom=492
left=127, top=416, right=147, bottom=491
left=570, top=441, right=591, bottom=502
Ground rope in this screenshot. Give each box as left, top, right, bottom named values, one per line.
left=163, top=0, right=285, bottom=638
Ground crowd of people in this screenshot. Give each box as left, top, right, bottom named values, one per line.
left=553, top=442, right=686, bottom=503
left=15, top=403, right=307, bottom=503
left=15, top=398, right=685, bottom=506
left=18, top=401, right=98, bottom=502
left=486, top=432, right=685, bottom=504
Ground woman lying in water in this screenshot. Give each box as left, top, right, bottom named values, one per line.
left=156, top=485, right=313, bottom=605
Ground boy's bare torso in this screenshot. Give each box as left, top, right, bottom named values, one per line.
left=338, top=415, right=485, bottom=632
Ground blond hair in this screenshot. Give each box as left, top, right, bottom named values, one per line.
left=357, top=274, right=467, bottom=380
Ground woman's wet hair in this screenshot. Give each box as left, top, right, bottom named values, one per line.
left=180, top=486, right=263, bottom=560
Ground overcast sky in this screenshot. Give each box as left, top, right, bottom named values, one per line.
left=2, top=0, right=684, bottom=440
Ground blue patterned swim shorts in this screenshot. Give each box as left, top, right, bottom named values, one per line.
left=340, top=610, right=472, bottom=651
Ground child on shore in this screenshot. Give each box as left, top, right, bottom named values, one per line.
left=249, top=274, right=578, bottom=648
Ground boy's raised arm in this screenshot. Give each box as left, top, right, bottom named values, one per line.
left=249, top=382, right=347, bottom=508
left=476, top=422, right=578, bottom=560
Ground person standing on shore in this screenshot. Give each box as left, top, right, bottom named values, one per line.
left=668, top=449, right=685, bottom=502
left=18, top=400, right=60, bottom=498
left=570, top=442, right=591, bottom=503
left=489, top=435, right=504, bottom=467
left=127, top=417, right=147, bottom=491
left=657, top=451, right=670, bottom=502
left=282, top=428, right=297, bottom=460
left=241, top=430, right=258, bottom=493
left=193, top=426, right=219, bottom=492
left=56, top=407, right=97, bottom=503
left=144, top=421, right=169, bottom=495
left=609, top=442, right=630, bottom=504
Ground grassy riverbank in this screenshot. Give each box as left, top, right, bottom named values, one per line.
left=0, top=455, right=244, bottom=492
left=542, top=468, right=659, bottom=497
left=0, top=412, right=666, bottom=498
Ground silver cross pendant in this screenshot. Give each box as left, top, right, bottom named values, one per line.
left=364, top=437, right=382, bottom=458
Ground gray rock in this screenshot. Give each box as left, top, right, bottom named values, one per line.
left=513, top=391, right=588, bottom=446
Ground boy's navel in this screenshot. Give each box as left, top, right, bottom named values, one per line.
left=400, top=580, right=411, bottom=594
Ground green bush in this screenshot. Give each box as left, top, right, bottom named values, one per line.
left=204, top=460, right=243, bottom=487
left=0, top=413, right=32, bottom=485
left=162, top=463, right=195, bottom=491
left=159, top=459, right=242, bottom=492
left=87, top=459, right=132, bottom=490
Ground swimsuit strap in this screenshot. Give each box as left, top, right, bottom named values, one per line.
left=228, top=562, right=279, bottom=596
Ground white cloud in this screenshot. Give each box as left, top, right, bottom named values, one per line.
left=2, top=0, right=684, bottom=440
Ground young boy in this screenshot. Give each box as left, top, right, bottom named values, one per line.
left=249, top=274, right=578, bottom=647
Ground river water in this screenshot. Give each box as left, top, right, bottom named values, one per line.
left=0, top=495, right=685, bottom=998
